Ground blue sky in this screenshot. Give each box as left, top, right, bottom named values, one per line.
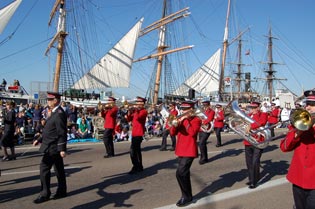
left=0, top=0, right=314, bottom=99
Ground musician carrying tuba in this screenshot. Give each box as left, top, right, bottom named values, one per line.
left=242, top=101, right=268, bottom=189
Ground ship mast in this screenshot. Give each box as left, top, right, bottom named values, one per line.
left=265, top=26, right=276, bottom=101
left=45, top=0, right=67, bottom=93
left=218, top=0, right=231, bottom=101
left=134, top=1, right=192, bottom=105
left=153, top=0, right=167, bottom=105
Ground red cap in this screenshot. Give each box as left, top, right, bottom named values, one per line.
left=248, top=101, right=261, bottom=108
left=304, top=90, right=315, bottom=102
left=180, top=100, right=195, bottom=109
left=108, top=96, right=116, bottom=102
left=47, top=91, right=61, bottom=99
left=136, top=96, right=147, bottom=103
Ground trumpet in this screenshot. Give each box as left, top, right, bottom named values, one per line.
left=168, top=108, right=207, bottom=127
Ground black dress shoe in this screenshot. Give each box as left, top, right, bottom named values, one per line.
left=2, top=156, right=9, bottom=161
left=169, top=147, right=175, bottom=151
left=248, top=184, right=256, bottom=189
left=159, top=148, right=167, bottom=151
left=33, top=195, right=50, bottom=204
left=128, top=167, right=143, bottom=175
left=199, top=160, right=208, bottom=165
left=104, top=155, right=114, bottom=158
left=53, top=193, right=67, bottom=199
left=216, top=144, right=222, bottom=147
left=176, top=197, right=193, bottom=207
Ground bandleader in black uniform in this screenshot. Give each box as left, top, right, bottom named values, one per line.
left=33, top=92, right=67, bottom=204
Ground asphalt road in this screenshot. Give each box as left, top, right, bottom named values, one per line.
left=0, top=129, right=294, bottom=209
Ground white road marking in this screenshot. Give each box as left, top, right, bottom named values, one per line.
left=154, top=177, right=289, bottom=209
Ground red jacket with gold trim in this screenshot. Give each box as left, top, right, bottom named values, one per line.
left=170, top=116, right=201, bottom=157
left=101, top=106, right=118, bottom=129
left=243, top=111, right=268, bottom=146
left=127, top=108, right=148, bottom=137
left=280, top=124, right=315, bottom=189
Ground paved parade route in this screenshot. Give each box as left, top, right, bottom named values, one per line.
left=0, top=130, right=294, bottom=209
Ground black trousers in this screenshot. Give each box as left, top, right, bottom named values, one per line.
left=176, top=157, right=194, bottom=200
left=103, top=128, right=114, bottom=156
left=245, top=145, right=263, bottom=186
left=214, top=127, right=223, bottom=146
left=198, top=131, right=211, bottom=162
left=160, top=129, right=176, bottom=149
left=130, top=136, right=143, bottom=171
left=293, top=184, right=315, bottom=209
left=39, top=153, right=67, bottom=197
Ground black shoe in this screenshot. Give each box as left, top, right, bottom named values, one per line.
left=176, top=197, right=193, bottom=207
left=104, top=154, right=114, bottom=158
left=216, top=144, right=222, bottom=147
left=159, top=148, right=167, bottom=151
left=169, top=147, right=175, bottom=151
left=248, top=184, right=256, bottom=189
left=33, top=195, right=50, bottom=204
left=2, top=156, right=9, bottom=161
left=128, top=167, right=143, bottom=175
left=52, top=193, right=67, bottom=199
left=199, top=160, right=208, bottom=165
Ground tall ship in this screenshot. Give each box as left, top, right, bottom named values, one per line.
left=0, top=1, right=313, bottom=107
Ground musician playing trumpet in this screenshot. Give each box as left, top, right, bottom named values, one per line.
left=198, top=99, right=215, bottom=165
left=244, top=101, right=268, bottom=189
left=280, top=90, right=315, bottom=209
left=169, top=100, right=201, bottom=207
left=101, top=96, right=118, bottom=158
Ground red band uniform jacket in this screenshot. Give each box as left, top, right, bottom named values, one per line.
left=213, top=109, right=225, bottom=128
left=170, top=116, right=201, bottom=157
left=280, top=124, right=315, bottom=189
left=243, top=111, right=268, bottom=146
left=101, top=106, right=119, bottom=129
left=268, top=107, right=281, bottom=124
left=127, top=108, right=148, bottom=137
left=200, top=108, right=215, bottom=132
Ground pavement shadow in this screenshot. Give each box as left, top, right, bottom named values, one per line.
left=259, top=159, right=290, bottom=184
left=222, top=137, right=243, bottom=146
left=193, top=168, right=248, bottom=200
left=69, top=158, right=178, bottom=209
left=0, top=166, right=90, bottom=203
left=208, top=148, right=243, bottom=163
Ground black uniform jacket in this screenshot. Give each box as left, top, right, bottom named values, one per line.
left=39, top=106, right=67, bottom=154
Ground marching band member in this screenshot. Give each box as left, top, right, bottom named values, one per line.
left=126, top=96, right=148, bottom=174
left=170, top=100, right=201, bottom=207
left=244, top=101, right=268, bottom=189
left=198, top=99, right=215, bottom=164
left=267, top=101, right=281, bottom=137
left=280, top=90, right=315, bottom=209
left=160, top=102, right=178, bottom=151
left=101, top=96, right=118, bottom=158
left=213, top=104, right=225, bottom=147
left=33, top=92, right=67, bottom=203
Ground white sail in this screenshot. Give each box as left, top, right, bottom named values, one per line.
left=172, top=48, right=221, bottom=96
left=0, top=0, right=22, bottom=34
left=71, top=18, right=144, bottom=90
